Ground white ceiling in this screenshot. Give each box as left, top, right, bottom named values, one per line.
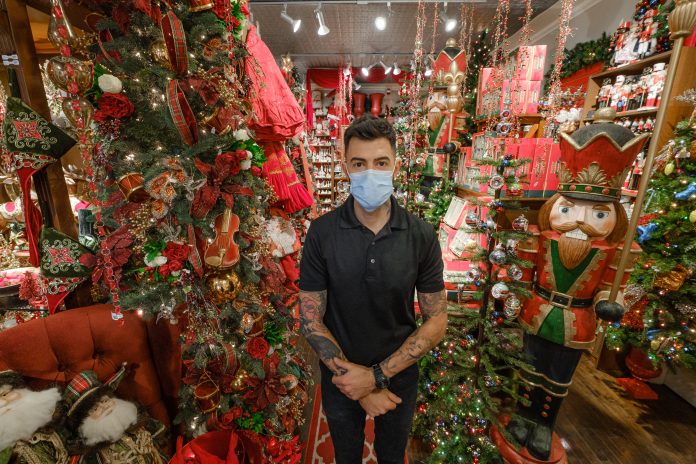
left=248, top=0, right=558, bottom=77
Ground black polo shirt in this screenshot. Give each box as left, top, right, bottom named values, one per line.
left=300, top=195, right=445, bottom=367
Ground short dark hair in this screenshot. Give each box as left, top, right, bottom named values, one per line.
left=343, top=116, right=397, bottom=158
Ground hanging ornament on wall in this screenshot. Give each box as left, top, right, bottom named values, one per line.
left=506, top=180, right=523, bottom=197
left=491, top=282, right=510, bottom=299
left=504, top=294, right=521, bottom=319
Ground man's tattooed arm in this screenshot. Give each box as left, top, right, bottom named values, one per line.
left=379, top=289, right=448, bottom=378
left=299, top=290, right=348, bottom=375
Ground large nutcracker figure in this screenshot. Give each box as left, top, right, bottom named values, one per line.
left=493, top=108, right=650, bottom=463
left=424, top=38, right=467, bottom=177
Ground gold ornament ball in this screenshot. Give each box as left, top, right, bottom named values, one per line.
left=690, top=210, right=696, bottom=223
left=150, top=39, right=172, bottom=69
left=664, top=162, right=675, bottom=176
left=650, top=339, right=661, bottom=351
left=690, top=194, right=696, bottom=201
left=231, top=369, right=249, bottom=392
left=204, top=268, right=241, bottom=305
left=681, top=179, right=689, bottom=185
left=671, top=202, right=679, bottom=209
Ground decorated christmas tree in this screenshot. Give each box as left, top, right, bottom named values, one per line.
left=38, top=0, right=310, bottom=459
left=412, top=140, right=532, bottom=463
left=607, top=94, right=696, bottom=371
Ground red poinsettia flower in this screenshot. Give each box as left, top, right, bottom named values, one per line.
left=243, top=353, right=287, bottom=411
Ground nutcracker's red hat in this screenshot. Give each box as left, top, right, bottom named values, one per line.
left=557, top=108, right=650, bottom=202
left=432, top=38, right=467, bottom=89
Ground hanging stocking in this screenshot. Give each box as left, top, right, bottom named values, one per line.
left=2, top=97, right=76, bottom=267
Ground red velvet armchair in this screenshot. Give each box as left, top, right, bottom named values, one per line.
left=0, top=304, right=181, bottom=426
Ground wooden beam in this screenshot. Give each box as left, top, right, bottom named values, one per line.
left=5, top=0, right=78, bottom=240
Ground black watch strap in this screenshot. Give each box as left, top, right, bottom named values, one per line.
left=372, top=364, right=389, bottom=389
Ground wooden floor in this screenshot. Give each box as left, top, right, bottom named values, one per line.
left=556, top=355, right=696, bottom=464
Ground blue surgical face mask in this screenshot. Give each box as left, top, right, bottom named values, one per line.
left=348, top=169, right=394, bottom=212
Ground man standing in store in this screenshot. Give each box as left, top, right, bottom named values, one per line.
left=300, top=116, right=448, bottom=463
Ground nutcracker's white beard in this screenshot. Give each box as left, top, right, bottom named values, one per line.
left=0, top=387, right=60, bottom=451
left=78, top=398, right=138, bottom=446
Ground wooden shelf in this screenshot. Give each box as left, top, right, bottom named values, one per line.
left=592, top=50, right=672, bottom=79
left=333, top=177, right=349, bottom=182
left=584, top=107, right=658, bottom=122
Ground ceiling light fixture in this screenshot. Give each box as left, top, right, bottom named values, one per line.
left=392, top=62, right=402, bottom=76
left=354, top=81, right=361, bottom=91
left=280, top=4, right=301, bottom=33
left=344, top=64, right=352, bottom=76
left=375, top=1, right=391, bottom=31
left=315, top=3, right=330, bottom=36
left=440, top=2, right=457, bottom=32
left=424, top=65, right=433, bottom=77
left=361, top=63, right=376, bottom=77
left=379, top=59, right=392, bottom=75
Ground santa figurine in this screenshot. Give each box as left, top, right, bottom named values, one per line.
left=0, top=370, right=68, bottom=464
left=62, top=366, right=166, bottom=464
left=492, top=107, right=650, bottom=463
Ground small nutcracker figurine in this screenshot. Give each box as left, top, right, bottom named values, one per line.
left=492, top=108, right=650, bottom=462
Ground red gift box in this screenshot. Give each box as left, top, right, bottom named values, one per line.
left=524, top=80, right=542, bottom=114
left=515, top=45, right=547, bottom=82
left=543, top=142, right=562, bottom=196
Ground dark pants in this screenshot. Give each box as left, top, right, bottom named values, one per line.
left=524, top=332, right=583, bottom=384
left=320, top=364, right=419, bottom=464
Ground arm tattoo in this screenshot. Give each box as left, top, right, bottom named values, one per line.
left=299, top=291, right=347, bottom=375
left=380, top=326, right=433, bottom=375
left=418, top=289, right=447, bottom=321
left=379, top=290, right=447, bottom=377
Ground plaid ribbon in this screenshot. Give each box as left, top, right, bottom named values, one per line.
left=161, top=10, right=188, bottom=75
left=167, top=80, right=199, bottom=146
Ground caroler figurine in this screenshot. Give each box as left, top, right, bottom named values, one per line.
left=492, top=107, right=650, bottom=463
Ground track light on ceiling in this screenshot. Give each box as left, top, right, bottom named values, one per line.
left=379, top=60, right=392, bottom=75
left=424, top=65, right=433, bottom=77
left=375, top=1, right=391, bottom=31
left=280, top=4, right=301, bottom=33
left=344, top=64, right=352, bottom=76
left=392, top=62, right=402, bottom=75
left=354, top=81, right=361, bottom=90
left=361, top=63, right=376, bottom=77
left=315, top=3, right=330, bottom=36
left=440, top=2, right=457, bottom=32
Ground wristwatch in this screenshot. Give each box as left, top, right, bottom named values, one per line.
left=372, top=364, right=390, bottom=389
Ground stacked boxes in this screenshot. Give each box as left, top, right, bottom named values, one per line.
left=458, top=134, right=560, bottom=198
left=476, top=45, right=547, bottom=118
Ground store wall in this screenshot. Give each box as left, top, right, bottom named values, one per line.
left=508, top=0, right=638, bottom=74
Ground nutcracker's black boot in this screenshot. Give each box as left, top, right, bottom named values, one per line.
left=522, top=370, right=570, bottom=462
left=506, top=377, right=538, bottom=446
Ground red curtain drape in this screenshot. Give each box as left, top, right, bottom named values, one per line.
left=305, top=68, right=407, bottom=126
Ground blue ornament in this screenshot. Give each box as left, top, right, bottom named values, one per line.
left=675, top=182, right=696, bottom=200
left=637, top=222, right=658, bottom=244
